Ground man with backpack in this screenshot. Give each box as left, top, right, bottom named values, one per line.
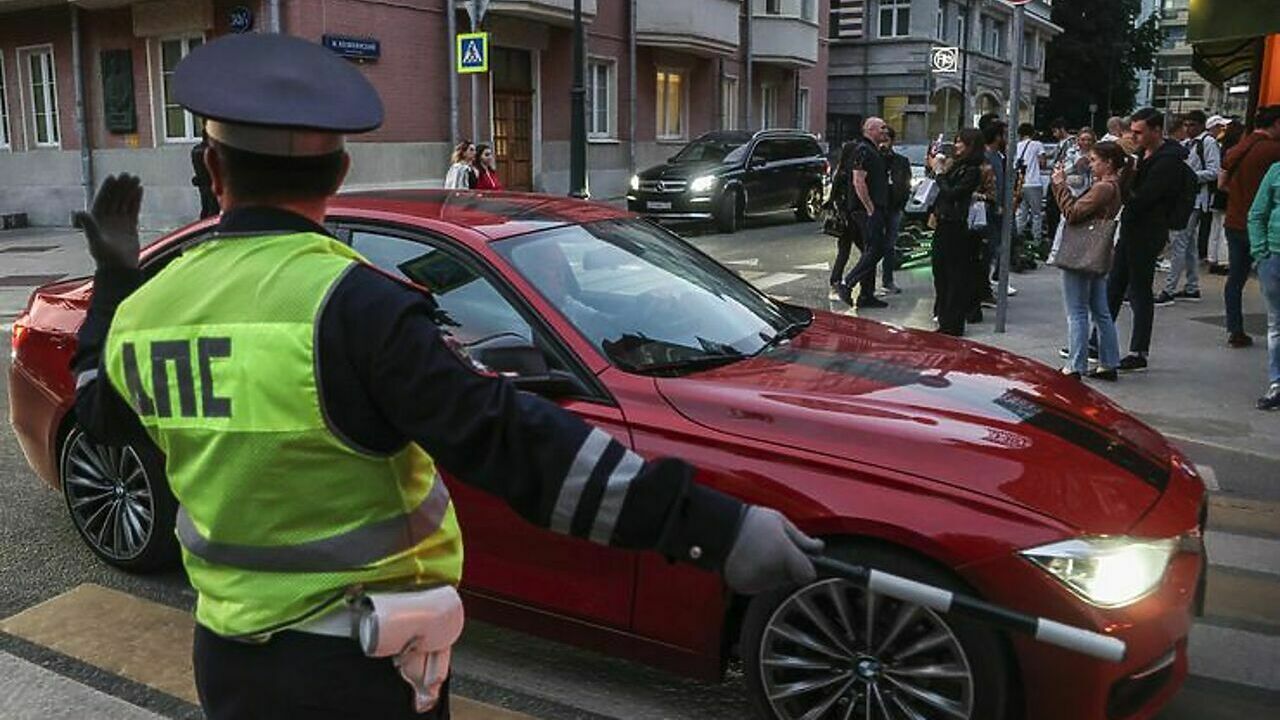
left=1157, top=110, right=1221, bottom=306
left=1107, top=108, right=1193, bottom=372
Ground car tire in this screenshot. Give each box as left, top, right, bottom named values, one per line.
left=715, top=189, right=743, bottom=234
left=795, top=184, right=823, bottom=222
left=60, top=426, right=180, bottom=573
left=740, top=540, right=1012, bottom=720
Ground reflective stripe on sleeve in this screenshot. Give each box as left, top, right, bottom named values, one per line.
left=175, top=474, right=452, bottom=573
left=588, top=450, right=643, bottom=545
left=75, top=369, right=99, bottom=390
left=550, top=427, right=613, bottom=534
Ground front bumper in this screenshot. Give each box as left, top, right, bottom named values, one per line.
left=627, top=193, right=716, bottom=221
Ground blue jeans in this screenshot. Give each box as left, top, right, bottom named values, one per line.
left=881, top=209, right=901, bottom=287
left=1063, top=268, right=1121, bottom=373
left=1259, top=254, right=1280, bottom=385
left=1164, top=209, right=1201, bottom=294
left=1225, top=228, right=1254, bottom=335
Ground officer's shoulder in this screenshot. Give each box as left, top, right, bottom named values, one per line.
left=333, top=263, right=433, bottom=314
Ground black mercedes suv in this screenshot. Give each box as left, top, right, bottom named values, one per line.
left=627, top=129, right=829, bottom=234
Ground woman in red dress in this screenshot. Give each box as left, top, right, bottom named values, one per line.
left=473, top=144, right=503, bottom=190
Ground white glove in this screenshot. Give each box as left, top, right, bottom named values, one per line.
left=75, top=174, right=143, bottom=271
left=723, top=507, right=824, bottom=595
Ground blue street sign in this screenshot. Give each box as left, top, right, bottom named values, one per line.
left=457, top=32, right=489, bottom=74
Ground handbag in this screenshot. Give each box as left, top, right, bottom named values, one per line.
left=1050, top=184, right=1120, bottom=275
left=822, top=201, right=847, bottom=238
left=967, top=198, right=988, bottom=231
left=911, top=177, right=939, bottom=209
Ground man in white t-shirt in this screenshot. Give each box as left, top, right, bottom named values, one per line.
left=1014, top=123, right=1045, bottom=252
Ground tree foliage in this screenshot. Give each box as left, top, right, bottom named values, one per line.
left=1042, top=0, right=1163, bottom=131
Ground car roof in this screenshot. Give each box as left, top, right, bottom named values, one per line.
left=329, top=189, right=630, bottom=241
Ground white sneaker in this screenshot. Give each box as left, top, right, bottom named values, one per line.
left=1007, top=285, right=1018, bottom=297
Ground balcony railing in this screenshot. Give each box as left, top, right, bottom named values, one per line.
left=636, top=0, right=740, bottom=57
left=751, top=0, right=819, bottom=67
left=487, top=0, right=597, bottom=27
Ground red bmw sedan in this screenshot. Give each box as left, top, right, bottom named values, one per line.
left=9, top=191, right=1204, bottom=720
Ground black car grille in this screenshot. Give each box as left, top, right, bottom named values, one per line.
left=639, top=180, right=688, bottom=194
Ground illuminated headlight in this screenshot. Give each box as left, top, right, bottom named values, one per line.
left=630, top=175, right=640, bottom=191
left=690, top=175, right=718, bottom=193
left=1021, top=536, right=1177, bottom=608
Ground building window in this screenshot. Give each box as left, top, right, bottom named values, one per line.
left=801, top=0, right=816, bottom=22
left=761, top=85, right=778, bottom=129
left=161, top=36, right=204, bottom=141
left=721, top=76, right=739, bottom=130
left=881, top=95, right=907, bottom=137
left=586, top=58, right=615, bottom=139
left=879, top=0, right=911, bottom=38
left=23, top=47, right=60, bottom=147
left=0, top=54, right=10, bottom=149
left=955, top=12, right=967, bottom=46
left=936, top=2, right=945, bottom=40
left=1022, top=32, right=1037, bottom=66
left=766, top=0, right=782, bottom=14
left=797, top=87, right=810, bottom=131
left=980, top=15, right=1006, bottom=58
left=656, top=69, right=684, bottom=140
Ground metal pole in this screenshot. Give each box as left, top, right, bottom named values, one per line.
left=958, top=0, right=971, bottom=131
left=70, top=5, right=93, bottom=214
left=629, top=0, right=637, bottom=176
left=470, top=11, right=480, bottom=142
left=744, top=4, right=753, bottom=130
left=448, top=0, right=459, bottom=149
left=569, top=0, right=588, bottom=197
left=268, top=0, right=281, bottom=32
left=996, top=5, right=1025, bottom=333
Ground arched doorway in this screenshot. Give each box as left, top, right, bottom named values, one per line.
left=975, top=93, right=1000, bottom=127
left=928, top=88, right=962, bottom=139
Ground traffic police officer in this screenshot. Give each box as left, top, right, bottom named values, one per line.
left=71, top=33, right=822, bottom=719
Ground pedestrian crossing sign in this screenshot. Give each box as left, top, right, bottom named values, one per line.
left=457, top=32, right=489, bottom=74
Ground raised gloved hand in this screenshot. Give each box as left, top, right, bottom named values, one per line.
left=723, top=506, right=824, bottom=595
left=75, top=174, right=143, bottom=271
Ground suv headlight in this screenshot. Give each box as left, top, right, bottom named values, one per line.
left=690, top=175, right=718, bottom=193
left=1021, top=536, right=1177, bottom=608
left=630, top=175, right=640, bottom=191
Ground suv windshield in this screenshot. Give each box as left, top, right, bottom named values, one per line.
left=495, top=219, right=808, bottom=374
left=671, top=137, right=746, bottom=164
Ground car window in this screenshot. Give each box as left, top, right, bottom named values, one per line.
left=752, top=140, right=782, bottom=164
left=784, top=139, right=812, bottom=160
left=350, top=230, right=534, bottom=350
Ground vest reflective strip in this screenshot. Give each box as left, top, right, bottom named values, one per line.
left=175, top=477, right=451, bottom=573
left=588, top=450, right=643, bottom=545
left=76, top=369, right=99, bottom=390
left=550, top=428, right=613, bottom=534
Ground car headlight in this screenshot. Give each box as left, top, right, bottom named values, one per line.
left=630, top=175, right=640, bottom=191
left=689, top=175, right=718, bottom=193
left=1021, top=536, right=1177, bottom=608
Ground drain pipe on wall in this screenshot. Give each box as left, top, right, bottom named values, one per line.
left=744, top=3, right=753, bottom=130
left=628, top=0, right=637, bottom=176
left=71, top=5, right=94, bottom=216
left=268, top=0, right=281, bottom=32
left=447, top=0, right=459, bottom=149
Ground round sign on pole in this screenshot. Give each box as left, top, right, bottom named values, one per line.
left=931, top=47, right=960, bottom=74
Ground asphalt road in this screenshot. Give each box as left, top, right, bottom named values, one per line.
left=3, top=218, right=1280, bottom=719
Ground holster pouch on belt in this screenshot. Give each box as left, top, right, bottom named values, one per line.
left=355, top=585, right=464, bottom=713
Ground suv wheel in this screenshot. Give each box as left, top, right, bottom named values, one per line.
left=795, top=184, right=824, bottom=222
left=715, top=189, right=743, bottom=234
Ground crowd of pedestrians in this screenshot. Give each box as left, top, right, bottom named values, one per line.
left=825, top=104, right=1280, bottom=411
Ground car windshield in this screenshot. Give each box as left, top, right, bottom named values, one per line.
left=672, top=138, right=746, bottom=164
left=495, top=219, right=807, bottom=375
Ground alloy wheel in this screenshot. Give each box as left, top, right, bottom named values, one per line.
left=62, top=432, right=155, bottom=562
left=758, top=579, right=975, bottom=720
left=806, top=186, right=824, bottom=220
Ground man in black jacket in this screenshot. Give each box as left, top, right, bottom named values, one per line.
left=879, top=127, right=911, bottom=294
left=1108, top=107, right=1189, bottom=371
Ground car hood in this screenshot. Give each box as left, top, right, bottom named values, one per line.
left=654, top=312, right=1172, bottom=534
left=638, top=161, right=728, bottom=181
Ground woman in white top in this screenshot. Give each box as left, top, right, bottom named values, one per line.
left=444, top=141, right=477, bottom=189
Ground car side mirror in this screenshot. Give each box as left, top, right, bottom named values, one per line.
left=474, top=344, right=581, bottom=398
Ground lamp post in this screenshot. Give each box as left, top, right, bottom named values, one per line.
left=569, top=0, right=588, bottom=198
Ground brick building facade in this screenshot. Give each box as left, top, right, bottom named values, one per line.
left=0, top=0, right=828, bottom=227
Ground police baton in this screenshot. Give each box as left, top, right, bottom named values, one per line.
left=810, top=555, right=1127, bottom=663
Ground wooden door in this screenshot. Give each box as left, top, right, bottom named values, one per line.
left=493, top=91, right=533, bottom=191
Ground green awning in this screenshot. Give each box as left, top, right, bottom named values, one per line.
left=1187, top=0, right=1280, bottom=85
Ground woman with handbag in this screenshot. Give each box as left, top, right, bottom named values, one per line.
left=930, top=128, right=986, bottom=337
left=1050, top=141, right=1131, bottom=380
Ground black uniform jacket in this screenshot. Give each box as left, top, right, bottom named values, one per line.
left=71, top=207, right=745, bottom=571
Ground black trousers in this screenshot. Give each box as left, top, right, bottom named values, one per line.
left=832, top=211, right=888, bottom=299
left=1107, top=230, right=1164, bottom=354
left=194, top=625, right=450, bottom=720
left=932, top=219, right=981, bottom=336
left=830, top=212, right=866, bottom=285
